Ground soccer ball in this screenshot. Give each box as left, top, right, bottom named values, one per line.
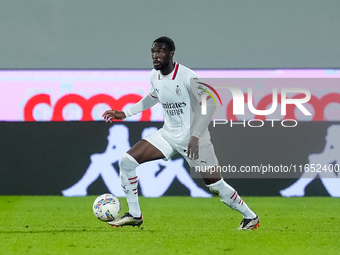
left=93, top=193, right=121, bottom=221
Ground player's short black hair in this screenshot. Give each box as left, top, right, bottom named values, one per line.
left=153, top=36, right=175, bottom=52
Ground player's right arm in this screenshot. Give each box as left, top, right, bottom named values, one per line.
left=103, top=72, right=159, bottom=122
left=102, top=93, right=159, bottom=122
left=123, top=93, right=158, bottom=118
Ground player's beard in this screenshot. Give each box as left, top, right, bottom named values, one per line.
left=154, top=60, right=171, bottom=72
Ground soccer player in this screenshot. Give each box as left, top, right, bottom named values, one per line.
left=102, top=36, right=259, bottom=230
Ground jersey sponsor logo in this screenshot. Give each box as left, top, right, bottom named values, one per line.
left=165, top=108, right=184, bottom=116
left=162, top=101, right=187, bottom=116
left=162, top=101, right=187, bottom=109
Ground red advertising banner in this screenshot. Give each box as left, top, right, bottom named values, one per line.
left=0, top=69, right=339, bottom=122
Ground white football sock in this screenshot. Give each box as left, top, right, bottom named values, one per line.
left=119, top=153, right=141, bottom=217
left=207, top=179, right=256, bottom=219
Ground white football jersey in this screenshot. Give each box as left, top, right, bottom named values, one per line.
left=149, top=63, right=208, bottom=141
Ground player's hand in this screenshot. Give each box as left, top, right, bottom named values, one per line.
left=187, top=136, right=199, bottom=160
left=102, top=110, right=126, bottom=122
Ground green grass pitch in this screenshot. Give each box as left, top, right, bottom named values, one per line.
left=1, top=196, right=339, bottom=255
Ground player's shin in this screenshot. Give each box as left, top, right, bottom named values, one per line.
left=119, top=153, right=141, bottom=217
left=207, top=179, right=256, bottom=219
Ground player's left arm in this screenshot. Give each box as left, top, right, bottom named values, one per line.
left=187, top=77, right=217, bottom=160
left=187, top=98, right=216, bottom=159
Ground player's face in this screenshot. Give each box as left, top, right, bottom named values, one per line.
left=151, top=42, right=173, bottom=70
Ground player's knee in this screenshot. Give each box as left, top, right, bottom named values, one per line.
left=208, top=186, right=220, bottom=196
left=119, top=153, right=139, bottom=172
left=119, top=153, right=129, bottom=168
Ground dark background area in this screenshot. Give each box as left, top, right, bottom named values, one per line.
left=0, top=121, right=336, bottom=196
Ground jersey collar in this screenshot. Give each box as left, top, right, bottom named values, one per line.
left=158, top=62, right=179, bottom=80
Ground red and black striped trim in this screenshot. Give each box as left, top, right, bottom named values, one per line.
left=129, top=176, right=138, bottom=185
left=149, top=92, right=158, bottom=98
left=230, top=190, right=237, bottom=199
left=171, top=62, right=179, bottom=80
left=129, top=176, right=138, bottom=184
left=158, top=62, right=179, bottom=80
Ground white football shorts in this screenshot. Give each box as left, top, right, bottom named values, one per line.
left=143, top=128, right=218, bottom=168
